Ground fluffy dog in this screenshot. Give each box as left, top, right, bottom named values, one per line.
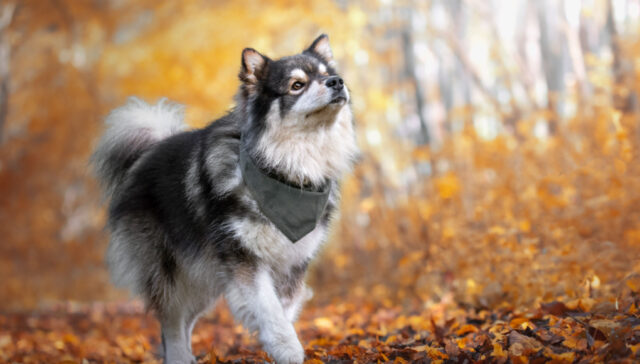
left=91, top=34, right=357, bottom=364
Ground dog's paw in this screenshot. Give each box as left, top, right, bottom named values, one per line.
left=263, top=334, right=304, bottom=364
left=269, top=342, right=305, bottom=364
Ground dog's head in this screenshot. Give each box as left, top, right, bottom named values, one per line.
left=238, top=34, right=350, bottom=130
left=237, top=34, right=357, bottom=186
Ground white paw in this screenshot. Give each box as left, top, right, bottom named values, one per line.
left=262, top=333, right=305, bottom=364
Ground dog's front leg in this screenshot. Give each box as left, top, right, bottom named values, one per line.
left=283, top=284, right=313, bottom=323
left=225, top=268, right=305, bottom=364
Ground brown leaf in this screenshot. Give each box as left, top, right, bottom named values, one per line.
left=444, top=339, right=460, bottom=357
left=508, top=331, right=543, bottom=356
left=540, top=302, right=572, bottom=316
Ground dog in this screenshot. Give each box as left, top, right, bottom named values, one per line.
left=91, top=34, right=358, bottom=364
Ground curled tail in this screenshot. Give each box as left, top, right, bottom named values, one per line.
left=91, top=97, right=186, bottom=198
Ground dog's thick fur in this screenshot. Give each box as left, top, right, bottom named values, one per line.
left=91, top=35, right=357, bottom=364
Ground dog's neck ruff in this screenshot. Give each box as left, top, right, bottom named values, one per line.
left=239, top=144, right=330, bottom=243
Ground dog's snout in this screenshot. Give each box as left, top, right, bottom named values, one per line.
left=325, top=76, right=344, bottom=91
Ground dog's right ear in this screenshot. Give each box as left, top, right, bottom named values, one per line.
left=239, top=48, right=269, bottom=87
left=305, top=34, right=336, bottom=68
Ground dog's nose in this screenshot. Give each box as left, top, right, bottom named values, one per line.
left=325, top=76, right=344, bottom=91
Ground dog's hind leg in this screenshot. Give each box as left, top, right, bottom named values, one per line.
left=225, top=268, right=305, bottom=364
left=183, top=309, right=198, bottom=355
left=183, top=295, right=218, bottom=357
left=160, top=306, right=196, bottom=364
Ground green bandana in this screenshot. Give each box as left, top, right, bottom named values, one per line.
left=239, top=146, right=331, bottom=243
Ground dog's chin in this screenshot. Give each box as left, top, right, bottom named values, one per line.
left=305, top=98, right=347, bottom=121
left=330, top=95, right=347, bottom=105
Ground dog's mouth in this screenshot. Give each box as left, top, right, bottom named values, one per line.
left=330, top=95, right=347, bottom=104
left=306, top=97, right=347, bottom=118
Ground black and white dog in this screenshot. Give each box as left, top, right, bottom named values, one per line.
left=91, top=35, right=357, bottom=363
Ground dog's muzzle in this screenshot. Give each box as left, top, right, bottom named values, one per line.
left=325, top=76, right=347, bottom=104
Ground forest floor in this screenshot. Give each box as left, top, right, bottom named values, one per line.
left=1, top=293, right=640, bottom=364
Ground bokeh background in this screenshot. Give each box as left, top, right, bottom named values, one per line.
left=1, top=0, right=640, bottom=314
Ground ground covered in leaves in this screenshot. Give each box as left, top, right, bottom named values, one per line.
left=2, top=291, right=640, bottom=363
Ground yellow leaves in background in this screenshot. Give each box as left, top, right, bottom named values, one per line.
left=434, top=172, right=460, bottom=199
left=99, top=0, right=369, bottom=126
left=330, top=81, right=640, bottom=312
left=536, top=178, right=571, bottom=209
left=411, top=145, right=431, bottom=161
left=367, top=89, right=393, bottom=112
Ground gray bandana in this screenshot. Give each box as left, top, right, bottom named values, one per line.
left=239, top=146, right=330, bottom=243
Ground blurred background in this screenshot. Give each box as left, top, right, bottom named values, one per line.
left=1, top=0, right=639, bottom=312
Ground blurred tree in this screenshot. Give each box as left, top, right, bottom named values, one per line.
left=0, top=3, right=14, bottom=141
left=537, top=0, right=567, bottom=135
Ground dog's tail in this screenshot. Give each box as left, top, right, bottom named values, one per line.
left=91, top=97, right=187, bottom=198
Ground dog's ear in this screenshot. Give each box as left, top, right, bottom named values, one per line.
left=239, top=48, right=269, bottom=86
left=305, top=34, right=335, bottom=67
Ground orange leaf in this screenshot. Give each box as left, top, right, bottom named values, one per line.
left=491, top=342, right=507, bottom=358
left=544, top=350, right=575, bottom=364
left=456, top=324, right=479, bottom=336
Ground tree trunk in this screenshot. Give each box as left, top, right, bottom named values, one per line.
left=607, top=0, right=636, bottom=112
left=402, top=28, right=430, bottom=145
left=536, top=0, right=566, bottom=135
left=0, top=4, right=15, bottom=143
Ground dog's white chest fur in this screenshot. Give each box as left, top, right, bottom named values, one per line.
left=229, top=216, right=327, bottom=267
left=255, top=100, right=358, bottom=187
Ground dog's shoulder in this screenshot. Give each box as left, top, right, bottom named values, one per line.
left=139, top=111, right=240, bottom=169
left=203, top=112, right=242, bottom=140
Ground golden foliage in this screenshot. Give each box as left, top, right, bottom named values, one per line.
left=323, top=101, right=640, bottom=310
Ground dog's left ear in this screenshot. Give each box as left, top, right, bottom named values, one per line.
left=305, top=34, right=336, bottom=67
left=239, top=48, right=270, bottom=87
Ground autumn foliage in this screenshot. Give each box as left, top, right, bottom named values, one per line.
left=1, top=0, right=640, bottom=363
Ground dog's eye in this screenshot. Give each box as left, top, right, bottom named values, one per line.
left=291, top=81, right=305, bottom=91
